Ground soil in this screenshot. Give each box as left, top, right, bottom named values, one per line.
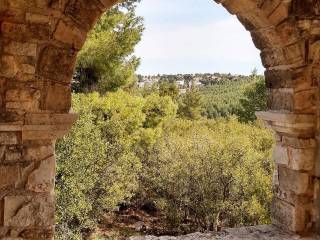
left=89, top=205, right=174, bottom=239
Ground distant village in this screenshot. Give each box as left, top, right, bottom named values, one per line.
left=136, top=73, right=247, bottom=93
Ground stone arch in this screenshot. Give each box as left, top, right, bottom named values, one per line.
left=0, top=0, right=319, bottom=238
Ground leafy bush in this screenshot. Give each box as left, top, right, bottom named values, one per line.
left=55, top=93, right=143, bottom=239
left=55, top=91, right=178, bottom=239
left=142, top=118, right=274, bottom=231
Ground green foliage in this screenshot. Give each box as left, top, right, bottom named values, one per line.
left=55, top=91, right=178, bottom=239
left=200, top=77, right=256, bottom=119
left=143, top=93, right=178, bottom=129
left=73, top=1, right=144, bottom=93
left=55, top=97, right=106, bottom=240
left=142, top=118, right=274, bottom=231
left=55, top=93, right=143, bottom=239
left=178, top=89, right=204, bottom=120
left=200, top=74, right=267, bottom=122
left=238, top=76, right=268, bottom=123
left=158, top=82, right=180, bottom=101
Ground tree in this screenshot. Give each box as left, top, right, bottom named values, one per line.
left=142, top=118, right=274, bottom=231
left=159, top=82, right=179, bottom=101
left=238, top=75, right=267, bottom=123
left=73, top=1, right=144, bottom=93
left=55, top=90, right=179, bottom=239
left=55, top=93, right=143, bottom=239
left=178, top=89, right=204, bottom=120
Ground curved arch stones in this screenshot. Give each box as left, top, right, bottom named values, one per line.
left=0, top=0, right=319, bottom=238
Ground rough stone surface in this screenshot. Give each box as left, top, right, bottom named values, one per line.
left=129, top=225, right=319, bottom=240
left=3, top=195, right=55, bottom=228
left=26, top=156, right=56, bottom=193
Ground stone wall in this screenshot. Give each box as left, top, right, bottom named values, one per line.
left=0, top=0, right=319, bottom=239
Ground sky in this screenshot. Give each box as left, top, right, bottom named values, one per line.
left=134, top=0, right=264, bottom=75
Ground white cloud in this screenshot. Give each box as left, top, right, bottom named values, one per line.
left=134, top=6, right=264, bottom=75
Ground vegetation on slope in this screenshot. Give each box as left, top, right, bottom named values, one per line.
left=200, top=73, right=267, bottom=121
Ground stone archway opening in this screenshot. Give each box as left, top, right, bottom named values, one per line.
left=0, top=0, right=319, bottom=239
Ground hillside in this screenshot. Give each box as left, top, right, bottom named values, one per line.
left=137, top=73, right=262, bottom=119
left=200, top=77, right=258, bottom=118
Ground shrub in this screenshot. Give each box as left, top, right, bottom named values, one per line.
left=142, top=117, right=274, bottom=231
left=55, top=93, right=142, bottom=239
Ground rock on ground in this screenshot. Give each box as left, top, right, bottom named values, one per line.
left=129, top=225, right=320, bottom=240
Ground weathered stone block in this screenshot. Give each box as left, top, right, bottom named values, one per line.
left=0, top=132, right=19, bottom=145
left=266, top=67, right=312, bottom=92
left=5, top=89, right=40, bottom=103
left=261, top=48, right=286, bottom=68
left=47, top=0, right=70, bottom=10
left=26, top=156, right=55, bottom=193
left=273, top=143, right=289, bottom=166
left=311, top=65, right=320, bottom=85
left=265, top=69, right=293, bottom=89
left=19, top=228, right=53, bottom=239
left=310, top=21, right=320, bottom=35
left=5, top=148, right=22, bottom=162
left=268, top=88, right=294, bottom=111
left=259, top=0, right=282, bottom=16
left=25, top=113, right=78, bottom=125
left=276, top=19, right=301, bottom=45
left=0, top=227, right=9, bottom=238
left=272, top=197, right=308, bottom=232
left=20, top=64, right=35, bottom=74
left=220, top=0, right=259, bottom=14
left=288, top=147, right=315, bottom=171
left=292, top=0, right=320, bottom=18
left=293, top=89, right=317, bottom=113
left=3, top=195, right=54, bottom=228
left=237, top=10, right=271, bottom=31
left=282, top=136, right=316, bottom=149
left=0, top=56, right=18, bottom=78
left=0, top=112, right=24, bottom=125
left=309, top=40, right=320, bottom=63
left=98, top=0, right=118, bottom=10
left=22, top=130, right=70, bottom=141
left=37, top=45, right=76, bottom=83
left=29, top=23, right=52, bottom=40
left=0, top=145, right=6, bottom=160
left=261, top=42, right=305, bottom=68
left=65, top=0, right=102, bottom=30
left=23, top=144, right=54, bottom=162
left=267, top=2, right=290, bottom=25
left=251, top=27, right=282, bottom=49
left=26, top=13, right=50, bottom=24
left=6, top=100, right=40, bottom=112
left=7, top=0, right=50, bottom=10
left=0, top=165, right=20, bottom=189
left=53, top=20, right=86, bottom=49
left=273, top=184, right=295, bottom=205
left=0, top=8, right=25, bottom=22
left=40, top=82, right=71, bottom=111
left=278, top=166, right=310, bottom=194
left=1, top=22, right=27, bottom=41
left=283, top=41, right=306, bottom=66
left=4, top=42, right=37, bottom=57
